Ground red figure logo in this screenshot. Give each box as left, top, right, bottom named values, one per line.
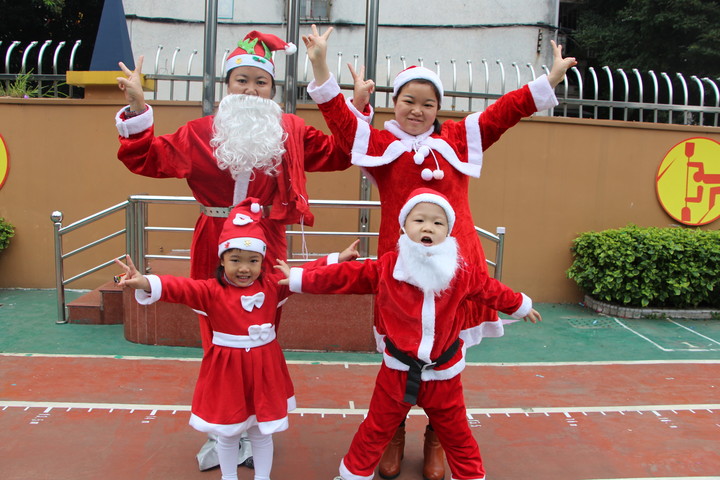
left=656, top=137, right=720, bottom=226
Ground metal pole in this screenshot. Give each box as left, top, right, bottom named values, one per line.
left=202, top=0, right=219, bottom=116
left=285, top=0, right=300, bottom=113
left=359, top=0, right=380, bottom=257
left=51, top=211, right=67, bottom=324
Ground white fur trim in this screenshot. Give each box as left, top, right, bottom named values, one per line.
left=225, top=53, right=275, bottom=77
left=339, top=458, right=375, bottom=480
left=288, top=267, right=304, bottom=293
left=393, top=66, right=444, bottom=101
left=417, top=291, right=436, bottom=363
left=459, top=318, right=504, bottom=348
left=346, top=97, right=374, bottom=122
left=277, top=298, right=288, bottom=308
left=306, top=73, right=342, bottom=104
left=381, top=349, right=466, bottom=381
left=189, top=395, right=295, bottom=437
left=213, top=328, right=276, bottom=348
left=218, top=237, right=266, bottom=258
left=528, top=74, right=558, bottom=111
left=464, top=111, right=484, bottom=174
left=115, top=104, right=154, bottom=138
left=510, top=293, right=533, bottom=319
left=134, top=275, right=162, bottom=305
left=327, top=252, right=339, bottom=265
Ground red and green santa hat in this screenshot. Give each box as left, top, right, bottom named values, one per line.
left=218, top=197, right=267, bottom=258
left=225, top=30, right=297, bottom=78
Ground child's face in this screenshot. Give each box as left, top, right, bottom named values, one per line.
left=393, top=81, right=439, bottom=136
left=227, top=66, right=274, bottom=99
left=402, top=202, right=449, bottom=246
left=221, top=249, right=263, bottom=287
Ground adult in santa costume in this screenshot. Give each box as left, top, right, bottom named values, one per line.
left=280, top=188, right=541, bottom=480
left=116, top=197, right=359, bottom=480
left=115, top=30, right=369, bottom=470
left=302, top=25, right=575, bottom=479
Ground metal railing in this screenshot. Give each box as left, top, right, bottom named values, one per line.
left=51, top=194, right=507, bottom=324
left=4, top=39, right=718, bottom=126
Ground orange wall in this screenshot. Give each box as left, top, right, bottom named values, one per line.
left=0, top=96, right=718, bottom=302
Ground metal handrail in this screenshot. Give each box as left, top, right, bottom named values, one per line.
left=51, top=194, right=506, bottom=324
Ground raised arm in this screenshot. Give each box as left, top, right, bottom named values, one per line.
left=114, top=254, right=151, bottom=292
left=547, top=40, right=577, bottom=88
left=116, top=56, right=147, bottom=113
left=302, top=24, right=333, bottom=86
left=348, top=63, right=375, bottom=114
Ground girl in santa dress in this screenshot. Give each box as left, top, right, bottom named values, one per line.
left=277, top=188, right=542, bottom=480
left=301, top=24, right=575, bottom=480
left=115, top=197, right=359, bottom=480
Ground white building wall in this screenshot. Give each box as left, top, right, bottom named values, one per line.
left=121, top=0, right=562, bottom=109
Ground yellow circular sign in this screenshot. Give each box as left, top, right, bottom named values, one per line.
left=656, top=137, right=720, bottom=226
left=0, top=133, right=9, bottom=190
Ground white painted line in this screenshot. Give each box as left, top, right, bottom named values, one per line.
left=3, top=352, right=720, bottom=366
left=1, top=401, right=718, bottom=416
left=668, top=319, right=720, bottom=346
left=613, top=318, right=673, bottom=351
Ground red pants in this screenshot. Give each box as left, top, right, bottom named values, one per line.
left=340, top=364, right=485, bottom=480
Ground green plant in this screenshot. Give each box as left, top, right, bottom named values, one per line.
left=0, top=217, right=15, bottom=252
left=0, top=71, right=40, bottom=98
left=567, top=225, right=720, bottom=309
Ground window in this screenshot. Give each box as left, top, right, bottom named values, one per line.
left=300, top=0, right=330, bottom=21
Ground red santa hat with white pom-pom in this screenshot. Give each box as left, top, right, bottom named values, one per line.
left=225, top=30, right=297, bottom=78
left=218, top=197, right=267, bottom=258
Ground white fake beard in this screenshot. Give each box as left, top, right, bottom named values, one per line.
left=394, top=233, right=459, bottom=295
left=211, top=94, right=287, bottom=178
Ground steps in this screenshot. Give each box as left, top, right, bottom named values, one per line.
left=65, top=259, right=376, bottom=352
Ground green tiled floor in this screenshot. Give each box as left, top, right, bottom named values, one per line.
left=1, top=289, right=719, bottom=363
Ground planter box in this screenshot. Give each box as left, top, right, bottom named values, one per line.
left=583, top=295, right=720, bottom=320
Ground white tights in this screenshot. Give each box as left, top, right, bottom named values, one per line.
left=217, top=426, right=273, bottom=480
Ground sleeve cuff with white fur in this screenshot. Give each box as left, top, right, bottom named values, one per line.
left=509, top=293, right=533, bottom=319
left=288, top=267, right=305, bottom=293
left=327, top=252, right=339, bottom=265
left=346, top=97, right=374, bottom=123
left=307, top=73, right=342, bottom=104
left=115, top=104, right=154, bottom=138
left=528, top=75, right=558, bottom=111
left=134, top=274, right=162, bottom=305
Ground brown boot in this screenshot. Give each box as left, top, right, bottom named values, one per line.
left=422, top=425, right=445, bottom=480
left=378, top=425, right=405, bottom=479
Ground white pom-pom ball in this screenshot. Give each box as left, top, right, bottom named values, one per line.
left=251, top=203, right=261, bottom=213
left=421, top=168, right=434, bottom=181
left=285, top=43, right=298, bottom=55
left=433, top=169, right=444, bottom=180
left=413, top=146, right=430, bottom=165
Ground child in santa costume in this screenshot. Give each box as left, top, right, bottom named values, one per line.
left=115, top=30, right=370, bottom=470
left=115, top=197, right=359, bottom=480
left=277, top=188, right=541, bottom=480
left=302, top=25, right=574, bottom=479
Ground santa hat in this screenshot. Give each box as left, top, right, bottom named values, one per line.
left=393, top=66, right=444, bottom=102
left=398, top=188, right=456, bottom=234
left=225, top=30, right=298, bottom=78
left=218, top=198, right=267, bottom=258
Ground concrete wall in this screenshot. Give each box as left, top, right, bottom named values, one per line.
left=0, top=96, right=718, bottom=303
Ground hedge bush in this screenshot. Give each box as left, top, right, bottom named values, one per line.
left=0, top=217, right=14, bottom=252
left=567, top=225, right=720, bottom=309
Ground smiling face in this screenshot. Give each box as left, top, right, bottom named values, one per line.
left=402, top=202, right=449, bottom=246
left=393, top=80, right=440, bottom=136
left=226, top=66, right=275, bottom=98
left=220, top=248, right=263, bottom=287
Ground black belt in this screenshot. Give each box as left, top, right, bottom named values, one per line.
left=384, top=337, right=461, bottom=405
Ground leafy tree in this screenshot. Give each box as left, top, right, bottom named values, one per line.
left=569, top=0, right=720, bottom=78
left=0, top=0, right=103, bottom=72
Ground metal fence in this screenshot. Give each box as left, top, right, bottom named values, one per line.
left=4, top=39, right=719, bottom=125
left=51, top=194, right=506, bottom=324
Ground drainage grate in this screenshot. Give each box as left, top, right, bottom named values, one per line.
left=566, top=317, right=619, bottom=329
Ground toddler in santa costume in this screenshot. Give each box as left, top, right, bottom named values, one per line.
left=277, top=188, right=542, bottom=480
left=115, top=197, right=359, bottom=480
left=303, top=25, right=573, bottom=479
